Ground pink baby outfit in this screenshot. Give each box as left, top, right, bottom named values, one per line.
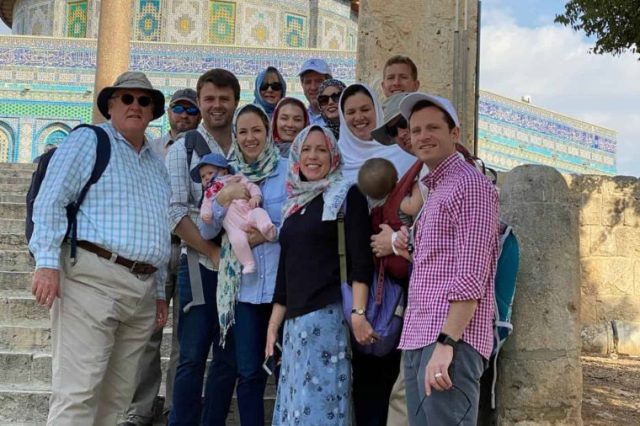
left=201, top=174, right=276, bottom=274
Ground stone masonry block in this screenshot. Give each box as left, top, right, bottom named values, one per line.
left=580, top=294, right=597, bottom=325
left=596, top=295, right=638, bottom=323
left=602, top=195, right=627, bottom=227
left=587, top=226, right=617, bottom=256
left=581, top=258, right=634, bottom=297
left=612, top=226, right=640, bottom=257
left=579, top=193, right=602, bottom=226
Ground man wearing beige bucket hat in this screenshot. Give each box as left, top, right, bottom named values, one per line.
left=29, top=71, right=172, bottom=425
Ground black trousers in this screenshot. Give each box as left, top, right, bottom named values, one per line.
left=352, top=348, right=402, bottom=426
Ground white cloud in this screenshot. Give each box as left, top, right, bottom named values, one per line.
left=480, top=6, right=640, bottom=177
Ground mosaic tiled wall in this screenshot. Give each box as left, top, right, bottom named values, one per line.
left=0, top=35, right=618, bottom=175
left=240, top=4, right=278, bottom=46
left=14, top=0, right=54, bottom=36
left=209, top=1, right=236, bottom=44
left=283, top=13, right=306, bottom=48
left=135, top=0, right=162, bottom=41
left=66, top=1, right=88, bottom=38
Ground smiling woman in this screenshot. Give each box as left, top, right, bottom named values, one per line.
left=253, top=66, right=287, bottom=119
left=271, top=97, right=309, bottom=158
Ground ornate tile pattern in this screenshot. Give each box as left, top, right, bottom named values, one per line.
left=135, top=0, right=162, bottom=41
left=240, top=4, right=278, bottom=46
left=209, top=1, right=236, bottom=45
left=283, top=13, right=306, bottom=47
left=66, top=1, right=88, bottom=38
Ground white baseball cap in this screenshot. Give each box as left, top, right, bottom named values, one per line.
left=399, top=92, right=460, bottom=127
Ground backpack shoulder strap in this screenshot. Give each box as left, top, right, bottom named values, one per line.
left=337, top=204, right=347, bottom=284
left=185, top=130, right=212, bottom=167
left=68, top=124, right=112, bottom=260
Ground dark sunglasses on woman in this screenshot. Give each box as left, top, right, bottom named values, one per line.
left=386, top=117, right=408, bottom=137
left=260, top=82, right=283, bottom=92
left=317, top=92, right=342, bottom=107
left=171, top=104, right=200, bottom=116
left=112, top=93, right=152, bottom=107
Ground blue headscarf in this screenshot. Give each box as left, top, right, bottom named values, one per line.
left=253, top=66, right=287, bottom=119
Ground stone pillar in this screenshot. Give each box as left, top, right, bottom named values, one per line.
left=356, top=0, right=478, bottom=151
left=92, top=0, right=133, bottom=123
left=497, top=165, right=583, bottom=425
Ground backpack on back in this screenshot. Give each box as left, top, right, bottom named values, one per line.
left=25, top=124, right=111, bottom=260
left=184, top=130, right=213, bottom=207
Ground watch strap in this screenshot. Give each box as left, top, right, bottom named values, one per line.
left=437, top=332, right=459, bottom=348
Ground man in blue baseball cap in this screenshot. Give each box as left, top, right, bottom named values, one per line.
left=299, top=58, right=332, bottom=125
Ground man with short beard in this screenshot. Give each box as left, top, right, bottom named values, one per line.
left=119, top=88, right=200, bottom=426
left=299, top=58, right=332, bottom=126
left=165, top=69, right=241, bottom=425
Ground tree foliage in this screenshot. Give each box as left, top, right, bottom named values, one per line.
left=555, top=0, right=640, bottom=58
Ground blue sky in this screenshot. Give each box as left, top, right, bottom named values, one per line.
left=0, top=3, right=637, bottom=175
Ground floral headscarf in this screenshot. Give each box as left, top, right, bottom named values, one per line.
left=271, top=97, right=309, bottom=158
left=253, top=66, right=287, bottom=119
left=282, top=125, right=351, bottom=222
left=318, top=78, right=346, bottom=139
left=218, top=103, right=280, bottom=345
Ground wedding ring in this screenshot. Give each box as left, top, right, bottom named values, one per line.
left=434, top=372, right=443, bottom=378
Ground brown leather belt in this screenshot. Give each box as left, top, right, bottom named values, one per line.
left=77, top=241, right=158, bottom=275
left=171, top=234, right=181, bottom=245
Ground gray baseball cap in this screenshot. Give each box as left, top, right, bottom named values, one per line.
left=97, top=71, right=165, bottom=120
left=170, top=88, right=198, bottom=107
left=371, top=93, right=411, bottom=146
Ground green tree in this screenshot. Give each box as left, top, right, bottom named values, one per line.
left=555, top=0, right=640, bottom=58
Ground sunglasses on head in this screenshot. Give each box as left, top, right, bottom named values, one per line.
left=113, top=93, right=153, bottom=107
left=171, top=104, right=200, bottom=116
left=260, top=82, right=283, bottom=92
left=386, top=117, right=408, bottom=137
left=317, top=92, right=342, bottom=107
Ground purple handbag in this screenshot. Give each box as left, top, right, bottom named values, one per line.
left=341, top=265, right=405, bottom=357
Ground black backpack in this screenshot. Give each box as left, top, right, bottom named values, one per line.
left=25, top=124, right=111, bottom=260
left=184, top=130, right=212, bottom=207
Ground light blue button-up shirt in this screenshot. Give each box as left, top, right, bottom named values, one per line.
left=29, top=122, right=171, bottom=299
left=200, top=158, right=287, bottom=304
left=308, top=106, right=326, bottom=126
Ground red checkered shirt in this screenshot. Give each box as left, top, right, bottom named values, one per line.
left=398, top=154, right=499, bottom=359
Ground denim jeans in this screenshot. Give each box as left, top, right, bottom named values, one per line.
left=233, top=302, right=271, bottom=426
left=169, top=255, right=237, bottom=426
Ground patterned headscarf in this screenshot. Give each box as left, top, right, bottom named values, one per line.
left=271, top=97, right=309, bottom=158
left=282, top=125, right=351, bottom=222
left=253, top=66, right=287, bottom=119
left=218, top=104, right=280, bottom=345
left=318, top=78, right=346, bottom=139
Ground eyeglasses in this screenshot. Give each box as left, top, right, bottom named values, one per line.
left=317, top=92, right=342, bottom=107
left=386, top=117, right=408, bottom=137
left=260, top=82, right=283, bottom=92
left=112, top=93, right=153, bottom=107
left=171, top=104, right=200, bottom=116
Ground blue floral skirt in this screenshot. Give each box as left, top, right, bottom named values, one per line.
left=272, top=303, right=352, bottom=425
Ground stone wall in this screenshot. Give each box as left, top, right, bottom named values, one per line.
left=567, top=174, right=640, bottom=355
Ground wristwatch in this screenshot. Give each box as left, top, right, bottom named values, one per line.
left=437, top=332, right=459, bottom=349
left=351, top=308, right=366, bottom=316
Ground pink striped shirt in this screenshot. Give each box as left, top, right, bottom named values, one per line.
left=398, top=154, right=499, bottom=359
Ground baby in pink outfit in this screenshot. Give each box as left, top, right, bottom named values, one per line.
left=192, top=153, right=276, bottom=274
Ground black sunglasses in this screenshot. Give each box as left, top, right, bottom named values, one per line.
left=171, top=104, right=200, bottom=116
left=318, top=92, right=342, bottom=107
left=113, top=93, right=153, bottom=107
left=260, top=82, right=283, bottom=92
left=386, top=117, right=408, bottom=137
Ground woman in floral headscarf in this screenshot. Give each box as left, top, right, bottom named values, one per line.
left=317, top=78, right=346, bottom=140
left=200, top=103, right=287, bottom=425
left=264, top=125, right=374, bottom=425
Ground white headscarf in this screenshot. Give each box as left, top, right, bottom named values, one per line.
left=337, top=83, right=416, bottom=182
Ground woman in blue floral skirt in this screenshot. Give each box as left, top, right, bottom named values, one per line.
left=265, top=125, right=374, bottom=425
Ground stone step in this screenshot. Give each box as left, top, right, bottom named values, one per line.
left=0, top=291, right=48, bottom=323
left=0, top=162, right=36, bottom=171
left=0, top=234, right=28, bottom=251
left=0, top=202, right=27, bottom=219
left=0, top=176, right=32, bottom=185
left=0, top=322, right=51, bottom=352
left=0, top=183, right=30, bottom=193
left=1, top=219, right=26, bottom=234
left=0, top=351, right=51, bottom=386
left=0, top=271, right=32, bottom=291
left=0, top=193, right=27, bottom=203
left=0, top=251, right=34, bottom=272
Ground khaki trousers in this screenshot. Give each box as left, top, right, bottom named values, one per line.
left=47, top=246, right=156, bottom=426
left=387, top=357, right=408, bottom=426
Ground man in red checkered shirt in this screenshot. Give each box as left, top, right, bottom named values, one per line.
left=395, top=93, right=500, bottom=426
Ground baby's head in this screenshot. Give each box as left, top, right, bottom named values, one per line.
left=357, top=158, right=398, bottom=201
left=190, top=153, right=234, bottom=187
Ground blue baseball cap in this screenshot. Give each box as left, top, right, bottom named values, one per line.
left=298, top=58, right=332, bottom=77
left=190, top=153, right=234, bottom=182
